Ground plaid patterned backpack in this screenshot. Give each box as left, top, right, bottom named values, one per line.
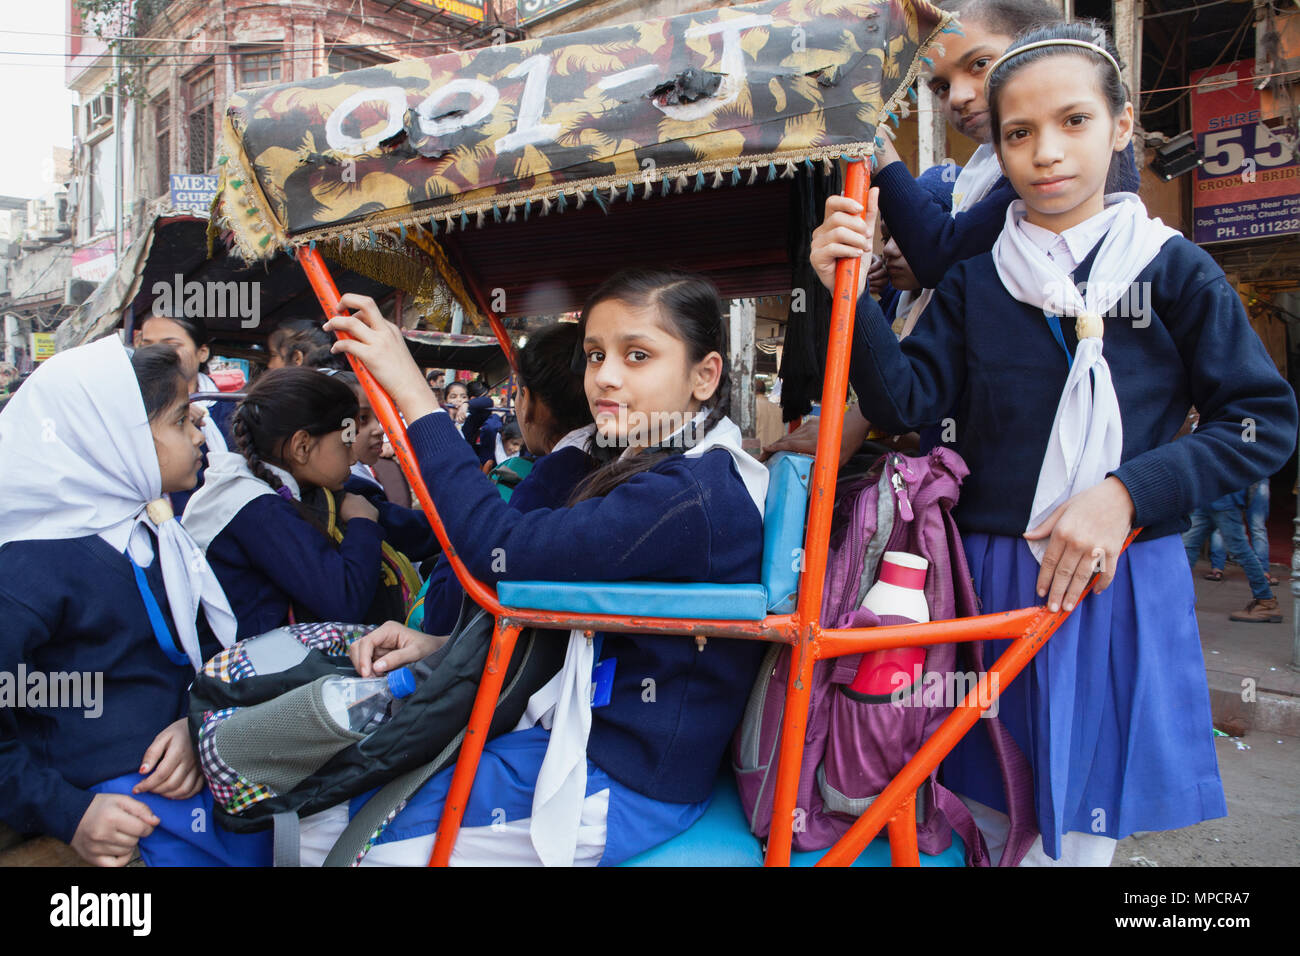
left=189, top=601, right=565, bottom=865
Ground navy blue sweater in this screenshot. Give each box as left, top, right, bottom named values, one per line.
left=204, top=494, right=385, bottom=639
left=849, top=236, right=1298, bottom=538
left=407, top=411, right=766, bottom=804
left=420, top=443, right=594, bottom=637
left=0, top=536, right=219, bottom=843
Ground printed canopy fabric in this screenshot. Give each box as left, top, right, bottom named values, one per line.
left=216, top=0, right=948, bottom=261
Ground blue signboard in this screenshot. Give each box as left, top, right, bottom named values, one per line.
left=170, top=173, right=218, bottom=215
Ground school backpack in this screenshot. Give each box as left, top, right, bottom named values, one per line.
left=732, top=448, right=1037, bottom=866
left=189, top=599, right=566, bottom=865
left=319, top=486, right=423, bottom=624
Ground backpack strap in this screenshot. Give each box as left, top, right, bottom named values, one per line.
left=966, top=639, right=1039, bottom=867
left=930, top=781, right=990, bottom=867
left=272, top=812, right=301, bottom=867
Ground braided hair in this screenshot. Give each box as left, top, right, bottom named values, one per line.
left=568, top=269, right=730, bottom=504
left=231, top=368, right=358, bottom=531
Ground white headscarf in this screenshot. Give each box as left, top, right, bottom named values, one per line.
left=0, top=336, right=236, bottom=669
left=182, top=451, right=300, bottom=551
left=991, top=193, right=1180, bottom=561
left=893, top=144, right=1005, bottom=337
left=523, top=413, right=767, bottom=866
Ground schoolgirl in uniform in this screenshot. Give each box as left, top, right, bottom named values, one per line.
left=842, top=22, right=1297, bottom=864
left=0, top=339, right=268, bottom=866
left=181, top=367, right=389, bottom=638
left=417, top=320, right=597, bottom=638
left=134, top=312, right=234, bottom=452
left=303, top=270, right=769, bottom=866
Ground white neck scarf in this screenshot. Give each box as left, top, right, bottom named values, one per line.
left=522, top=414, right=767, bottom=866
left=0, top=337, right=236, bottom=670
left=992, top=194, right=1180, bottom=561
left=893, top=145, right=1006, bottom=338
left=181, top=451, right=299, bottom=551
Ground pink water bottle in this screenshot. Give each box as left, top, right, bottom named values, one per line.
left=846, top=551, right=930, bottom=699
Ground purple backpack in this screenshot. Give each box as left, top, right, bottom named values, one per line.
left=732, top=449, right=1037, bottom=865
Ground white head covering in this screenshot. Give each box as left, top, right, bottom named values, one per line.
left=194, top=371, right=229, bottom=453
left=991, top=193, right=1180, bottom=561
left=0, top=336, right=236, bottom=668
left=182, top=451, right=300, bottom=550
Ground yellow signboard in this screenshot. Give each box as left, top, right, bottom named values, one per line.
left=411, top=0, right=485, bottom=24
left=31, top=332, right=56, bottom=362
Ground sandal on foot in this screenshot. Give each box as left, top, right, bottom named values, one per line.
left=1203, top=569, right=1224, bottom=581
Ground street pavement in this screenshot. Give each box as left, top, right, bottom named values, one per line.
left=1111, top=560, right=1299, bottom=866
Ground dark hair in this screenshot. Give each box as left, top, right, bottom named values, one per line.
left=131, top=344, right=190, bottom=421
left=269, top=321, right=346, bottom=371
left=231, top=367, right=359, bottom=498
left=138, top=313, right=212, bottom=374
left=516, top=322, right=590, bottom=440
left=501, top=419, right=522, bottom=443
left=568, top=269, right=730, bottom=504
left=466, top=379, right=488, bottom=399
left=937, top=0, right=1059, bottom=38
left=445, top=381, right=468, bottom=398
left=425, top=368, right=444, bottom=383
left=987, top=21, right=1132, bottom=192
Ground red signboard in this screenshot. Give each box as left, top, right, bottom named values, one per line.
left=1191, top=58, right=1299, bottom=244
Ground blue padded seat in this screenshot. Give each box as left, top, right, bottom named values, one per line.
left=497, top=452, right=814, bottom=620
left=620, top=773, right=967, bottom=867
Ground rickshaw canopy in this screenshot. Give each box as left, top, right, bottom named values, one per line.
left=214, top=0, right=948, bottom=318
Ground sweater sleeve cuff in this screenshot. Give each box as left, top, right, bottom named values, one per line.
left=1109, top=456, right=1183, bottom=529
left=407, top=409, right=471, bottom=461
left=45, top=785, right=96, bottom=846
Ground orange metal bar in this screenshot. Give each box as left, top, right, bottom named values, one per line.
left=817, top=607, right=1044, bottom=656
left=765, top=158, right=869, bottom=866
left=428, top=620, right=523, bottom=866
left=297, top=245, right=504, bottom=616
left=887, top=794, right=920, bottom=867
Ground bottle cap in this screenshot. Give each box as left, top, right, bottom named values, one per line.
left=387, top=667, right=417, bottom=699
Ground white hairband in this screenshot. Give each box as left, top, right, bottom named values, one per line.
left=984, top=38, right=1124, bottom=92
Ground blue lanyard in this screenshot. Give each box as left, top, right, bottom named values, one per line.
left=1042, top=311, right=1073, bottom=368
left=129, top=557, right=190, bottom=667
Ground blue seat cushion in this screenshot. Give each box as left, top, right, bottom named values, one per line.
left=497, top=580, right=769, bottom=621
left=760, top=452, right=813, bottom=613
left=620, top=774, right=968, bottom=867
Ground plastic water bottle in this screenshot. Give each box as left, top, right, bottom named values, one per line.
left=846, top=552, right=930, bottom=699
left=321, top=668, right=417, bottom=734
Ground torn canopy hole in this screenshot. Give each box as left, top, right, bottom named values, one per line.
left=649, top=67, right=723, bottom=106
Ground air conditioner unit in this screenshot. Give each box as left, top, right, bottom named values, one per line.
left=64, top=277, right=95, bottom=306
left=89, top=91, right=114, bottom=128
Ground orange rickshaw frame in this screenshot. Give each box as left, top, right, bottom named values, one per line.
left=295, top=158, right=1136, bottom=868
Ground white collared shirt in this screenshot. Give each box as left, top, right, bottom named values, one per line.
left=1016, top=203, right=1123, bottom=274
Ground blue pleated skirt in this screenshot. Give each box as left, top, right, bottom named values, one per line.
left=942, top=533, right=1227, bottom=859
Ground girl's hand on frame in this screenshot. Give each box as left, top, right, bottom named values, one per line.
left=348, top=621, right=448, bottom=678
left=810, top=192, right=875, bottom=296
left=133, top=718, right=205, bottom=800
left=326, top=295, right=438, bottom=422
left=1024, top=476, right=1136, bottom=614
left=339, top=492, right=379, bottom=524
left=70, top=793, right=160, bottom=867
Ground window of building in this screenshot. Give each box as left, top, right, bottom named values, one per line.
left=327, top=48, right=391, bottom=74
left=241, top=49, right=282, bottom=86
left=187, top=69, right=214, bottom=174
left=155, top=94, right=170, bottom=196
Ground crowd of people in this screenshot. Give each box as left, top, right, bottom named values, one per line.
left=1, top=1, right=1296, bottom=869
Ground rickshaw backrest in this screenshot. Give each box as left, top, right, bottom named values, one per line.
left=495, top=451, right=814, bottom=620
